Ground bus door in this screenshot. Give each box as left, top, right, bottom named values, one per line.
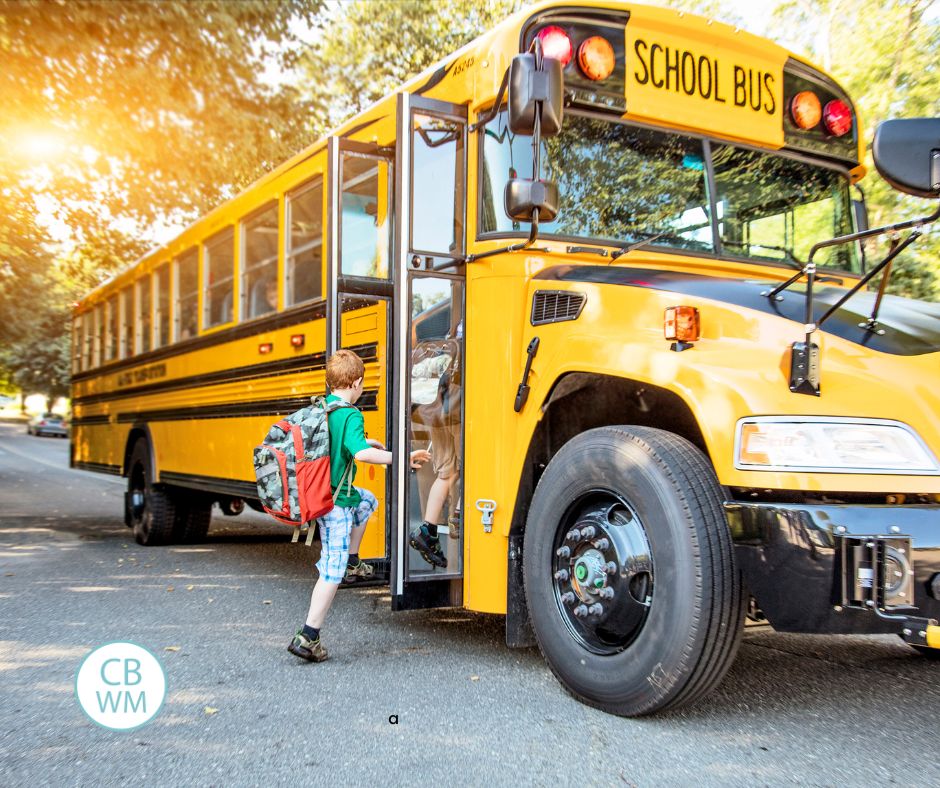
left=327, top=137, right=394, bottom=573
left=390, top=94, right=468, bottom=610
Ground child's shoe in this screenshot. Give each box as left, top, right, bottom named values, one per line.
left=288, top=630, right=328, bottom=662
left=343, top=558, right=375, bottom=584
left=409, top=524, right=448, bottom=568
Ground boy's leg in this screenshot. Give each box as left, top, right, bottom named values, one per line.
left=305, top=578, right=340, bottom=628
left=291, top=507, right=352, bottom=661
left=344, top=489, right=378, bottom=582
left=348, top=488, right=378, bottom=555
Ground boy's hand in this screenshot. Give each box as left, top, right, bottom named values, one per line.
left=366, top=438, right=386, bottom=450
left=409, top=449, right=432, bottom=469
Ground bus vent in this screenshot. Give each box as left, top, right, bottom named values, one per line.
left=531, top=290, right=586, bottom=325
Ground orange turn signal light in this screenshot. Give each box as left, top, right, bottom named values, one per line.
left=664, top=306, right=700, bottom=342
left=790, top=91, right=821, bottom=129
left=738, top=423, right=771, bottom=465
left=578, top=36, right=615, bottom=81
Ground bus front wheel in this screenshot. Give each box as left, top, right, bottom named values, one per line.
left=523, top=426, right=745, bottom=717
left=127, top=438, right=176, bottom=547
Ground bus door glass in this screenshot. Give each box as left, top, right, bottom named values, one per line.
left=391, top=94, right=467, bottom=609
left=327, top=138, right=394, bottom=571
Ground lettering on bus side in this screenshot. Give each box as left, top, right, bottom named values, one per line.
left=632, top=39, right=776, bottom=115
left=116, top=363, right=168, bottom=387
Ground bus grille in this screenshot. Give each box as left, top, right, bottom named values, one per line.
left=531, top=290, right=586, bottom=325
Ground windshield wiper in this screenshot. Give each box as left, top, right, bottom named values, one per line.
left=609, top=231, right=670, bottom=261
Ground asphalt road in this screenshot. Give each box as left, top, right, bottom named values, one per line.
left=0, top=421, right=937, bottom=787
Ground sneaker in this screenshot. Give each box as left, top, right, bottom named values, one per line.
left=288, top=631, right=328, bottom=662
left=343, top=559, right=375, bottom=584
left=409, top=525, right=447, bottom=568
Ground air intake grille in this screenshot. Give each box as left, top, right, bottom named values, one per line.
left=531, top=290, right=586, bottom=326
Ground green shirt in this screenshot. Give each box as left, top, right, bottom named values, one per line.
left=325, top=394, right=371, bottom=508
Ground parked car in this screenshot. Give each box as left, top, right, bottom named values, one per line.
left=27, top=413, right=69, bottom=438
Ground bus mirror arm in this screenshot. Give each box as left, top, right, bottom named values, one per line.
left=764, top=202, right=940, bottom=306
left=763, top=203, right=938, bottom=396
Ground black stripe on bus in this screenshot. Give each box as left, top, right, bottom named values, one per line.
left=115, top=388, right=380, bottom=423
left=70, top=414, right=112, bottom=426
left=159, top=472, right=257, bottom=499
left=71, top=300, right=328, bottom=384
left=72, top=342, right=379, bottom=407
left=74, top=461, right=122, bottom=476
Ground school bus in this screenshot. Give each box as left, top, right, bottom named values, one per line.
left=70, top=0, right=940, bottom=716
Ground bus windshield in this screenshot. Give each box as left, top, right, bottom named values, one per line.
left=480, top=112, right=858, bottom=272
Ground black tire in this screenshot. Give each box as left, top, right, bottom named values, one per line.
left=523, top=426, right=745, bottom=717
left=127, top=438, right=176, bottom=546
left=173, top=496, right=212, bottom=543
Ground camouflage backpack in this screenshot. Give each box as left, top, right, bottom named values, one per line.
left=253, top=396, right=354, bottom=527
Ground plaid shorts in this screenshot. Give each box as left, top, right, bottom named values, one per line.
left=315, top=487, right=378, bottom=583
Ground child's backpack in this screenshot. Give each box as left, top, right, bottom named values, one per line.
left=253, top=396, right=354, bottom=527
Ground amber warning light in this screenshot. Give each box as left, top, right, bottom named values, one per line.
left=790, top=91, right=821, bottom=129
left=578, top=36, right=615, bottom=81
left=664, top=306, right=700, bottom=342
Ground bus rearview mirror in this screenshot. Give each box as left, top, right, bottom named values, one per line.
left=872, top=118, right=940, bottom=199
left=508, top=53, right=563, bottom=137
left=504, top=178, right=559, bottom=222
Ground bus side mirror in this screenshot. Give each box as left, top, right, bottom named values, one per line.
left=872, top=118, right=940, bottom=199
left=505, top=178, right=559, bottom=222
left=508, top=52, right=564, bottom=137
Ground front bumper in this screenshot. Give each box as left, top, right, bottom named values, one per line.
left=726, top=502, right=940, bottom=640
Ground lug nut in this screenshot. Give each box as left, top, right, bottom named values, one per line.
left=581, top=526, right=596, bottom=539
left=593, top=538, right=610, bottom=550
left=573, top=605, right=588, bottom=618
left=560, top=592, right=575, bottom=604
left=554, top=569, right=569, bottom=581
left=599, top=587, right=615, bottom=599
left=588, top=603, right=604, bottom=616
left=604, top=561, right=618, bottom=574
left=556, top=546, right=570, bottom=559
left=566, top=528, right=581, bottom=542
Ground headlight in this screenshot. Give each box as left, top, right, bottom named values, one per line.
left=734, top=417, right=939, bottom=474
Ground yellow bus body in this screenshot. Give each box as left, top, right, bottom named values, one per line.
left=72, top=0, right=939, bottom=682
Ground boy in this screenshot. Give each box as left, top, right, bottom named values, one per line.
left=288, top=349, right=430, bottom=662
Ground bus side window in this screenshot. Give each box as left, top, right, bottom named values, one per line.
left=340, top=156, right=391, bottom=279
left=120, top=287, right=134, bottom=358
left=411, top=113, right=464, bottom=257
left=242, top=202, right=279, bottom=319
left=93, top=304, right=104, bottom=367
left=82, top=310, right=94, bottom=370
left=174, top=249, right=198, bottom=341
left=154, top=263, right=170, bottom=349
left=72, top=316, right=82, bottom=374
left=286, top=178, right=324, bottom=305
left=137, top=276, right=152, bottom=354
left=106, top=294, right=119, bottom=362
left=204, top=229, right=235, bottom=328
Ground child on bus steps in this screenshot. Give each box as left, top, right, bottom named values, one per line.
left=289, top=349, right=430, bottom=662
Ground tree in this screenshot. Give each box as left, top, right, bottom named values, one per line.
left=0, top=0, right=324, bottom=393
left=301, top=0, right=529, bottom=133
